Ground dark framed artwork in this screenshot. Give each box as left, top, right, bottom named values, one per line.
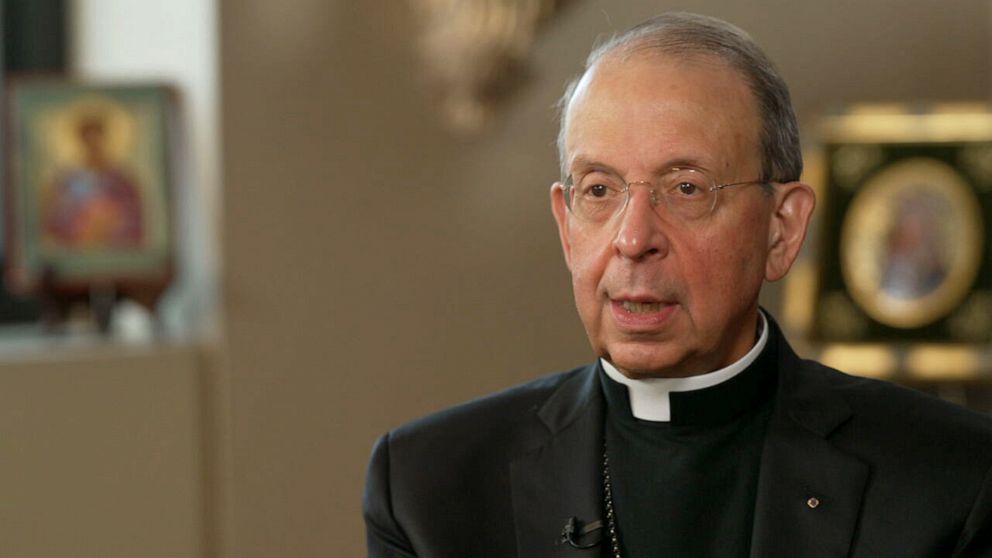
left=809, top=106, right=992, bottom=345
left=5, top=82, right=175, bottom=299
left=0, top=0, right=68, bottom=323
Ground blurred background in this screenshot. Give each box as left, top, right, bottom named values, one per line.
left=1, top=1, right=991, bottom=556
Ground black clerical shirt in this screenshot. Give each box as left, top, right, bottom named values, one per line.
left=599, top=334, right=778, bottom=557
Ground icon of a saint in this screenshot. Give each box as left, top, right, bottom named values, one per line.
left=42, top=113, right=144, bottom=249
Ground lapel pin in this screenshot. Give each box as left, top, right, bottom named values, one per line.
left=807, top=497, right=821, bottom=509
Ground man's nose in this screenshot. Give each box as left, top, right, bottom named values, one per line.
left=612, top=185, right=670, bottom=260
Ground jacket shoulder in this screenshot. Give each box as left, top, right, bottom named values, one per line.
left=796, top=357, right=992, bottom=450
left=388, top=365, right=588, bottom=450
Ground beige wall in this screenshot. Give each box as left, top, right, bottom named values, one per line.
left=220, top=2, right=990, bottom=557
left=0, top=345, right=205, bottom=557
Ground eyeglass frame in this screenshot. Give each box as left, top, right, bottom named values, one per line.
left=560, top=166, right=771, bottom=224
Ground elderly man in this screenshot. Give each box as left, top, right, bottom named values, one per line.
left=364, top=13, right=992, bottom=558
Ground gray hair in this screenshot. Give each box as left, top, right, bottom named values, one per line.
left=557, top=12, right=802, bottom=184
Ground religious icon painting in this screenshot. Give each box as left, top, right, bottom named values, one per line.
left=5, top=82, right=176, bottom=302
left=840, top=158, right=983, bottom=330
left=810, top=105, right=992, bottom=345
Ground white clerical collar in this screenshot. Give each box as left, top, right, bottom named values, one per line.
left=600, top=311, right=769, bottom=422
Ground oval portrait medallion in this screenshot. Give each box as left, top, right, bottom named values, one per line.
left=840, top=157, right=984, bottom=328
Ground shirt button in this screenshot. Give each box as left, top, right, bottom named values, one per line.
left=807, top=497, right=821, bottom=509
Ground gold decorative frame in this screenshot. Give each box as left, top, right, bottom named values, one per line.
left=5, top=81, right=176, bottom=299
left=840, top=157, right=983, bottom=328
left=784, top=104, right=992, bottom=381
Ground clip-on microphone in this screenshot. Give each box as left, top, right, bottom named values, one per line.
left=559, top=516, right=603, bottom=549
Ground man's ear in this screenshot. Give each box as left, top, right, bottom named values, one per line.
left=765, top=182, right=816, bottom=282
left=550, top=182, right=573, bottom=270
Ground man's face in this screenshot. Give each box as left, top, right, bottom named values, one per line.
left=552, top=53, right=782, bottom=379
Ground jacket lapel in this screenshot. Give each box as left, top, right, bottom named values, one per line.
left=510, top=365, right=606, bottom=558
left=750, top=334, right=869, bottom=558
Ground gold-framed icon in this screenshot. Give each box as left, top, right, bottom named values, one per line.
left=785, top=105, right=992, bottom=378
left=839, top=157, right=983, bottom=329
left=5, top=80, right=177, bottom=309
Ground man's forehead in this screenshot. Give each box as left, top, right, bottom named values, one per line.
left=562, top=50, right=761, bottom=175
left=567, top=49, right=747, bottom=112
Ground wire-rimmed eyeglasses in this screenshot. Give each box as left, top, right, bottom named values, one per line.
left=563, top=167, right=768, bottom=224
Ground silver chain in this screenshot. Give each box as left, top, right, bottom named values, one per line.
left=602, top=445, right=622, bottom=558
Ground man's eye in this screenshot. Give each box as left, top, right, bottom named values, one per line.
left=677, top=181, right=700, bottom=196
left=589, top=184, right=610, bottom=197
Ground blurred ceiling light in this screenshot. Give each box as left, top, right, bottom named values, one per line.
left=411, top=0, right=568, bottom=133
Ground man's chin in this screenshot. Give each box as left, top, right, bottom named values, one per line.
left=603, top=345, right=700, bottom=379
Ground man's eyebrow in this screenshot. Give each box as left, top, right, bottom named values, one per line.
left=663, top=157, right=711, bottom=171
left=567, top=156, right=614, bottom=174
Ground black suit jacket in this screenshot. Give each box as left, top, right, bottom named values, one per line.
left=364, top=322, right=992, bottom=557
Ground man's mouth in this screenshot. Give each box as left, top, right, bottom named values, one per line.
left=610, top=297, right=678, bottom=329
left=621, top=300, right=666, bottom=314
